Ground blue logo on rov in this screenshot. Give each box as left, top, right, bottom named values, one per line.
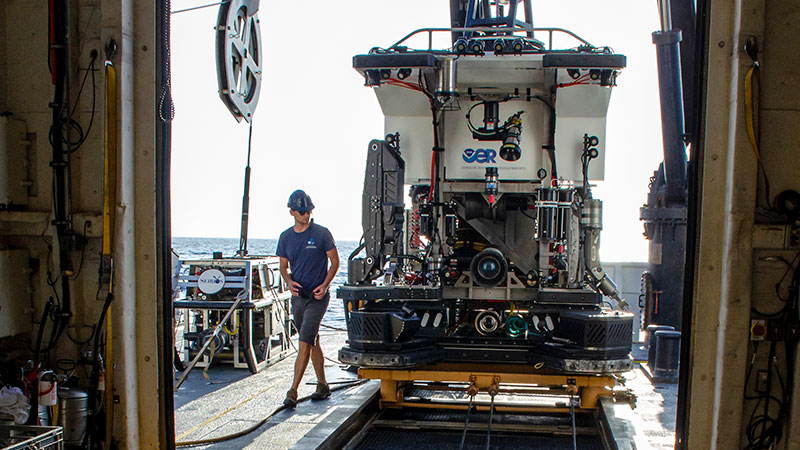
left=463, top=148, right=497, bottom=164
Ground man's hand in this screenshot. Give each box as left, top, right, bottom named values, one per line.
left=289, top=280, right=302, bottom=296
left=313, top=283, right=329, bottom=300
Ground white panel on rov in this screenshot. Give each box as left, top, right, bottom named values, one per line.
left=0, top=249, right=31, bottom=338
left=455, top=53, right=547, bottom=88
left=376, top=84, right=434, bottom=183
left=443, top=99, right=545, bottom=181
left=554, top=84, right=613, bottom=182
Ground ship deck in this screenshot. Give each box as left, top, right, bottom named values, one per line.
left=174, top=331, right=677, bottom=449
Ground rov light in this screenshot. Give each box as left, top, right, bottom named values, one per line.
left=493, top=39, right=505, bottom=54
left=454, top=38, right=469, bottom=54
left=380, top=69, right=392, bottom=80
left=511, top=38, right=524, bottom=53
left=468, top=39, right=484, bottom=55
left=567, top=68, right=581, bottom=79
left=397, top=68, right=412, bottom=80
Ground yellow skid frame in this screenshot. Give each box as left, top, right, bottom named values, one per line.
left=359, top=363, right=615, bottom=410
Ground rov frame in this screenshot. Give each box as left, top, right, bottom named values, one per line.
left=173, top=256, right=294, bottom=373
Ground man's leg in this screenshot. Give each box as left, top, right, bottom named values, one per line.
left=291, top=341, right=312, bottom=391
left=310, top=340, right=327, bottom=385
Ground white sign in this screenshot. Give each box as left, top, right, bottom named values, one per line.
left=197, top=269, right=225, bottom=294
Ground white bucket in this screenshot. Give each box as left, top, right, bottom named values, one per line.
left=39, top=380, right=57, bottom=406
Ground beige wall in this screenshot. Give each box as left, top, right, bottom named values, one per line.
left=759, top=2, right=800, bottom=202
left=0, top=0, right=164, bottom=448
left=689, top=0, right=800, bottom=448
left=0, top=3, right=6, bottom=111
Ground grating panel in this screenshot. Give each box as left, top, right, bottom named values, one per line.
left=354, top=429, right=605, bottom=450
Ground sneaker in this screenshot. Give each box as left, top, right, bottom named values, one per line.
left=283, top=388, right=298, bottom=408
left=310, top=382, right=331, bottom=401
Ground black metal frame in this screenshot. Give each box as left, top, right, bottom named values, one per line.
left=156, top=0, right=176, bottom=447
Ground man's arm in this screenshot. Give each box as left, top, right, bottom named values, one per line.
left=313, top=248, right=340, bottom=299
left=279, top=257, right=302, bottom=295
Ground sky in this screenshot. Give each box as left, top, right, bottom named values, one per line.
left=169, top=1, right=664, bottom=262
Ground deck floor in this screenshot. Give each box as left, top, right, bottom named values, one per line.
left=174, top=337, right=677, bottom=449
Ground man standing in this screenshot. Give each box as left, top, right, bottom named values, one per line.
left=277, top=190, right=339, bottom=408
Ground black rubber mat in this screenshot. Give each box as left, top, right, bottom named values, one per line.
left=353, top=429, right=605, bottom=450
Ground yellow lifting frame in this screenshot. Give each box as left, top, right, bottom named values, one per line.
left=359, top=363, right=615, bottom=410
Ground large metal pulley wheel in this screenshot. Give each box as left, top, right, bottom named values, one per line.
left=216, top=0, right=263, bottom=122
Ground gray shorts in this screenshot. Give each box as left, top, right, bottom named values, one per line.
left=291, top=292, right=329, bottom=345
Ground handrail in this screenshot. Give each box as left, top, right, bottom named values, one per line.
left=387, top=26, right=594, bottom=52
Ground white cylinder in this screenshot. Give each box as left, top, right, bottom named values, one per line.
left=38, top=380, right=57, bottom=406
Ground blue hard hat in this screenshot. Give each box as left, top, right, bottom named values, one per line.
left=288, top=190, right=314, bottom=212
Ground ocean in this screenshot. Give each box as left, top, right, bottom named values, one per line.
left=171, top=237, right=358, bottom=330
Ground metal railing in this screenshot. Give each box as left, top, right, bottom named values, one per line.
left=387, top=26, right=595, bottom=52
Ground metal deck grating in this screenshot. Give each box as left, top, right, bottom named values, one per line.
left=377, top=408, right=597, bottom=429
left=354, top=429, right=605, bottom=450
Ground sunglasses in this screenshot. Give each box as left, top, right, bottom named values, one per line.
left=292, top=210, right=311, bottom=215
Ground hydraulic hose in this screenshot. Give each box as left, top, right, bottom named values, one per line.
left=175, top=379, right=367, bottom=447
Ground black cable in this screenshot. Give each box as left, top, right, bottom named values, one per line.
left=70, top=221, right=90, bottom=279
left=236, top=120, right=254, bottom=256
left=520, top=209, right=536, bottom=221
left=69, top=51, right=98, bottom=152
left=66, top=324, right=96, bottom=346
left=44, top=302, right=62, bottom=365
left=570, top=393, right=577, bottom=450
left=543, top=93, right=558, bottom=182
left=175, top=379, right=367, bottom=447
left=743, top=342, right=760, bottom=400
left=47, top=0, right=73, bottom=354
left=31, top=300, right=54, bottom=367
left=458, top=395, right=475, bottom=450
left=485, top=394, right=495, bottom=450
left=171, top=0, right=230, bottom=14
left=84, top=291, right=114, bottom=449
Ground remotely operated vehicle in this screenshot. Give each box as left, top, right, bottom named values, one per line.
left=339, top=1, right=633, bottom=375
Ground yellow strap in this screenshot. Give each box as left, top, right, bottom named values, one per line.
left=102, top=63, right=117, bottom=258
left=103, top=61, right=117, bottom=450
left=744, top=65, right=760, bottom=162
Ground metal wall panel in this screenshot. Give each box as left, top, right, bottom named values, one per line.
left=0, top=249, right=31, bottom=338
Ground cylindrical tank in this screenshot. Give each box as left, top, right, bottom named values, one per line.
left=653, top=330, right=681, bottom=380
left=38, top=404, right=51, bottom=426
left=57, top=385, right=88, bottom=447
left=646, top=324, right=674, bottom=368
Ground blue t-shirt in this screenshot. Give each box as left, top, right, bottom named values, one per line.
left=276, top=222, right=336, bottom=290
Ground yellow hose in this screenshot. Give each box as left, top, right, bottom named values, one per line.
left=744, top=65, right=760, bottom=162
